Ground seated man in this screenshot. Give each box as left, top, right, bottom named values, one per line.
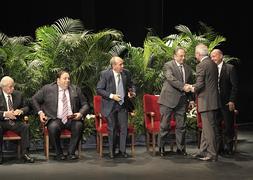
left=32, top=70, right=90, bottom=160
left=0, top=76, right=34, bottom=164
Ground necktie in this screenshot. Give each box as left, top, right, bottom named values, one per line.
left=116, top=73, right=124, bottom=105
left=7, top=95, right=15, bottom=126
left=62, top=90, right=68, bottom=124
left=179, top=65, right=185, bottom=83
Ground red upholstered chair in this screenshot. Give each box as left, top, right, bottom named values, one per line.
left=196, top=104, right=238, bottom=152
left=42, top=122, right=81, bottom=160
left=93, top=95, right=135, bottom=158
left=143, top=94, right=176, bottom=156
left=3, top=116, right=29, bottom=159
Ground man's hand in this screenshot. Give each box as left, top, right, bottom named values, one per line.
left=227, top=101, right=235, bottom=112
left=5, top=111, right=16, bottom=120
left=72, top=113, right=82, bottom=120
left=14, top=109, right=23, bottom=116
left=112, top=94, right=121, bottom=102
left=128, top=91, right=136, bottom=98
left=183, top=84, right=192, bottom=92
left=39, top=111, right=47, bottom=123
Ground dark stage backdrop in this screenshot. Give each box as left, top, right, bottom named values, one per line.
left=0, top=0, right=251, bottom=123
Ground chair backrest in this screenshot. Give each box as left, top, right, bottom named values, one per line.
left=143, top=94, right=161, bottom=128
left=93, top=95, right=107, bottom=129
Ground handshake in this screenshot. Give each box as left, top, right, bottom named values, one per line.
left=183, top=84, right=195, bottom=93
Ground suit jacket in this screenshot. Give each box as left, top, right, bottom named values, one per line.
left=0, top=89, right=29, bottom=121
left=193, top=56, right=219, bottom=112
left=158, top=60, right=193, bottom=108
left=219, top=62, right=238, bottom=107
left=32, top=82, right=89, bottom=120
left=96, top=68, right=136, bottom=117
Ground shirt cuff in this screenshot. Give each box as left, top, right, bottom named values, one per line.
left=109, top=94, right=114, bottom=99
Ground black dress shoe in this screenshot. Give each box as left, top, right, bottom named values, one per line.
left=109, top=151, right=115, bottom=159
left=55, top=154, right=66, bottom=161
left=23, top=154, right=35, bottom=163
left=67, top=154, right=78, bottom=160
left=117, top=151, right=128, bottom=158
left=176, top=149, right=187, bottom=156
left=199, top=156, right=217, bottom=162
left=191, top=152, right=204, bottom=159
left=159, top=147, right=165, bottom=157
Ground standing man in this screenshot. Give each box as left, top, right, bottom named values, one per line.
left=210, top=49, right=238, bottom=155
left=32, top=70, right=89, bottom=160
left=158, top=47, right=194, bottom=157
left=96, top=56, right=136, bottom=158
left=0, top=76, right=34, bottom=164
left=190, top=43, right=220, bottom=161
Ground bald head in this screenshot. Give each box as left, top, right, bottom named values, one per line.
left=0, top=76, right=15, bottom=94
left=210, top=49, right=223, bottom=65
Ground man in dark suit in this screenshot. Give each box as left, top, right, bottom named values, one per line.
left=0, top=76, right=34, bottom=164
left=211, top=49, right=238, bottom=155
left=158, top=47, right=194, bottom=157
left=32, top=70, right=89, bottom=160
left=96, top=56, right=136, bottom=158
left=190, top=44, right=220, bottom=161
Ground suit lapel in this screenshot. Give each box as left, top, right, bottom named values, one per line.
left=109, top=69, right=117, bottom=93
left=220, top=63, right=226, bottom=81
left=0, top=90, right=7, bottom=110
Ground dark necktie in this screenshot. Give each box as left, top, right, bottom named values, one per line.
left=116, top=73, right=124, bottom=105
left=179, top=65, right=185, bottom=83
left=7, top=95, right=15, bottom=126
left=62, top=90, right=68, bottom=124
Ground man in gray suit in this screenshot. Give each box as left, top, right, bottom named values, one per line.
left=96, top=56, right=136, bottom=158
left=211, top=49, right=238, bottom=155
left=158, top=47, right=194, bottom=157
left=190, top=44, right=220, bottom=161
left=32, top=70, right=90, bottom=161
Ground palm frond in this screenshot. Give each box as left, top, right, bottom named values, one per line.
left=52, top=17, right=84, bottom=34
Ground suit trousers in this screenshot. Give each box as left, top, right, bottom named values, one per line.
left=199, top=110, right=218, bottom=159
left=215, top=107, right=235, bottom=151
left=159, top=96, right=187, bottom=150
left=47, top=119, right=83, bottom=155
left=106, top=103, right=128, bottom=153
left=0, top=120, right=30, bottom=155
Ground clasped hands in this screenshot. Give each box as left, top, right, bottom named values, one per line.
left=183, top=84, right=195, bottom=93
left=5, top=109, right=23, bottom=120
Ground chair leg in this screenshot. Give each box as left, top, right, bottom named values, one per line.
left=45, top=135, right=49, bottom=160
left=17, top=140, right=21, bottom=159
left=152, top=133, right=156, bottom=156
left=99, top=134, right=103, bottom=158
left=131, top=133, right=135, bottom=157
left=146, top=132, right=150, bottom=152
left=96, top=133, right=100, bottom=153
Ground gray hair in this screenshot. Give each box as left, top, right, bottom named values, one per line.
left=110, top=56, right=123, bottom=66
left=195, top=43, right=209, bottom=56
left=0, top=76, right=14, bottom=88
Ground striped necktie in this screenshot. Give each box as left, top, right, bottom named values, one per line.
left=62, top=90, right=68, bottom=124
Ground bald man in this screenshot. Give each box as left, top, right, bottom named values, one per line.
left=210, top=49, right=238, bottom=155
left=0, top=76, right=34, bottom=164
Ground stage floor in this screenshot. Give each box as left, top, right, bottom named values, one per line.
left=1, top=125, right=253, bottom=180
